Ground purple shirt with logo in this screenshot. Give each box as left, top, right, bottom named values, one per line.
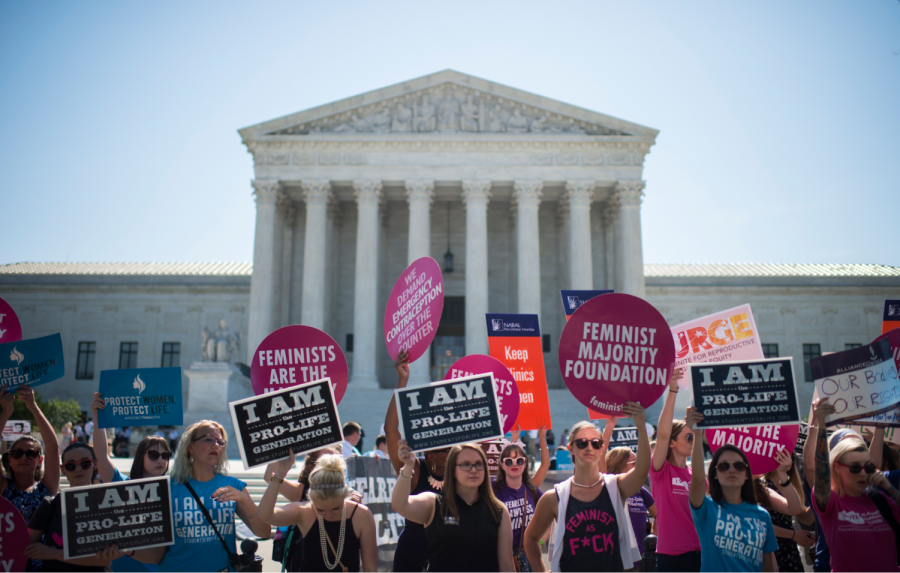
left=627, top=487, right=654, bottom=566
left=494, top=482, right=543, bottom=548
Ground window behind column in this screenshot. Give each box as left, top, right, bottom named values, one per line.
left=803, top=343, right=821, bottom=382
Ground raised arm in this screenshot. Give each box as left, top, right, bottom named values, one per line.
left=0, top=390, right=15, bottom=491
left=257, top=453, right=306, bottom=526
left=812, top=398, right=835, bottom=511
left=870, top=427, right=885, bottom=469
left=19, top=387, right=60, bottom=495
left=532, top=426, right=550, bottom=486
left=653, top=368, right=684, bottom=472
left=686, top=407, right=706, bottom=509
left=617, top=404, right=649, bottom=499
left=391, top=440, right=436, bottom=526
left=802, top=397, right=818, bottom=489
left=263, top=461, right=304, bottom=502
left=214, top=482, right=270, bottom=539
left=767, top=449, right=801, bottom=516
left=599, top=416, right=618, bottom=474
left=385, top=351, right=423, bottom=489
left=90, top=393, right=117, bottom=484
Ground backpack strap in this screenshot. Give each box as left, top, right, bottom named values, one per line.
left=867, top=489, right=900, bottom=565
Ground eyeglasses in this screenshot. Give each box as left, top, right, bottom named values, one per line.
left=503, top=458, right=526, bottom=467
left=192, top=435, right=226, bottom=447
left=835, top=461, right=876, bottom=475
left=10, top=449, right=40, bottom=460
left=574, top=438, right=603, bottom=450
left=715, top=461, right=747, bottom=473
left=457, top=462, right=485, bottom=472
left=146, top=451, right=172, bottom=461
left=62, top=459, right=95, bottom=472
left=684, top=434, right=694, bottom=443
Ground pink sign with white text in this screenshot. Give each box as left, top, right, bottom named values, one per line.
left=384, top=257, right=444, bottom=364
left=706, top=424, right=800, bottom=475
left=0, top=297, right=22, bottom=344
left=445, top=354, right=520, bottom=433
left=251, top=325, right=348, bottom=403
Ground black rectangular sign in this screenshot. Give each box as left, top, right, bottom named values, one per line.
left=230, top=378, right=343, bottom=469
left=691, top=357, right=800, bottom=429
left=608, top=426, right=640, bottom=453
left=394, top=373, right=504, bottom=452
left=61, top=476, right=174, bottom=559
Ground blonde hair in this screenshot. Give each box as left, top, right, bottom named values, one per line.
left=829, top=438, right=868, bottom=498
left=605, top=447, right=634, bottom=475
left=308, top=454, right=351, bottom=503
left=170, top=420, right=229, bottom=484
left=567, top=421, right=599, bottom=447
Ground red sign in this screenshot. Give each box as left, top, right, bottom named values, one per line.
left=445, top=354, right=520, bottom=433
left=707, top=424, right=801, bottom=475
left=0, top=297, right=22, bottom=344
left=251, top=325, right=348, bottom=403
left=559, top=293, right=675, bottom=416
left=0, top=496, right=27, bottom=572
left=384, top=257, right=444, bottom=364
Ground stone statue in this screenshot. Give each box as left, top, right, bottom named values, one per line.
left=414, top=96, right=436, bottom=132
left=371, top=106, right=392, bottom=132
left=485, top=105, right=505, bottom=133
left=331, top=114, right=368, bottom=132
left=460, top=95, right=480, bottom=132
left=202, top=319, right=241, bottom=363
left=530, top=115, right=564, bottom=133
left=391, top=104, right=413, bottom=132
left=438, top=89, right=460, bottom=131
left=506, top=109, right=529, bottom=133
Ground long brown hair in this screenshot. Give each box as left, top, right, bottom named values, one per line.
left=299, top=445, right=341, bottom=498
left=666, top=419, right=687, bottom=461
left=442, top=444, right=504, bottom=523
left=130, top=436, right=171, bottom=480
left=605, top=447, right=634, bottom=475
left=493, top=443, right=540, bottom=503
left=708, top=445, right=757, bottom=506
left=1, top=436, right=44, bottom=483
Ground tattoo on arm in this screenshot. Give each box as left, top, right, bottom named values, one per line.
left=814, top=428, right=831, bottom=510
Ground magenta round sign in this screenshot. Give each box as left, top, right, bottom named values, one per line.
left=384, top=257, right=444, bottom=364
left=0, top=296, right=22, bottom=344
left=0, top=496, right=28, bottom=572
left=559, top=293, right=676, bottom=416
left=706, top=424, right=800, bottom=475
left=444, top=354, right=520, bottom=434
left=251, top=325, right=349, bottom=403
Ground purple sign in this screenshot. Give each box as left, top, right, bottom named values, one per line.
left=384, top=257, right=444, bottom=364
left=251, top=325, right=349, bottom=403
left=558, top=293, right=676, bottom=416
left=0, top=297, right=22, bottom=344
left=444, top=354, right=520, bottom=433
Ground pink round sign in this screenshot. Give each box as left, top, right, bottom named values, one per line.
left=251, top=325, right=349, bottom=403
left=706, top=424, right=800, bottom=475
left=874, top=329, right=900, bottom=371
left=444, top=354, right=520, bottom=433
left=0, top=296, right=23, bottom=344
left=384, top=257, right=444, bottom=364
left=0, top=496, right=28, bottom=572
left=559, top=293, right=676, bottom=416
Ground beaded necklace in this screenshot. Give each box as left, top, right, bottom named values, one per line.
left=318, top=500, right=347, bottom=570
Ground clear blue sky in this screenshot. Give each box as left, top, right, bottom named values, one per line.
left=2, top=1, right=898, bottom=267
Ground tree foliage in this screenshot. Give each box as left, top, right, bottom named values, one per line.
left=8, top=390, right=83, bottom=432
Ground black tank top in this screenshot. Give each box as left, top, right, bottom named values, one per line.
left=559, top=485, right=624, bottom=572
left=301, top=503, right=361, bottom=572
left=425, top=494, right=501, bottom=572
left=394, top=457, right=443, bottom=572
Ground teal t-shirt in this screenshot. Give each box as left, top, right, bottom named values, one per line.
left=159, top=474, right=247, bottom=572
left=108, top=468, right=159, bottom=573
left=691, top=495, right=778, bottom=572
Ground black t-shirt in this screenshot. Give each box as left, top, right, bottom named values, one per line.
left=28, top=495, right=107, bottom=572
left=559, top=486, right=624, bottom=572
left=425, top=494, right=501, bottom=572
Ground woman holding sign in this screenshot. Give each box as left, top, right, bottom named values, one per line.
left=523, top=403, right=650, bottom=572
left=91, top=393, right=172, bottom=484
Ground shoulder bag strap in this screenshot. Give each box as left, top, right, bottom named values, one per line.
left=323, top=529, right=349, bottom=573
left=184, top=482, right=235, bottom=558
left=867, top=489, right=900, bottom=564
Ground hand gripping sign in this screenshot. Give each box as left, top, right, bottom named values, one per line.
left=251, top=325, right=349, bottom=403
left=558, top=293, right=676, bottom=416
left=0, top=297, right=22, bottom=345
left=706, top=424, right=801, bottom=475
left=384, top=257, right=444, bottom=364
left=444, top=354, right=520, bottom=433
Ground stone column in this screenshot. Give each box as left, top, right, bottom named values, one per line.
left=601, top=203, right=617, bottom=291
left=616, top=180, right=646, bottom=299
left=565, top=181, right=595, bottom=289
left=513, top=180, right=543, bottom=315
left=462, top=180, right=492, bottom=356
left=300, top=180, right=332, bottom=330
left=406, top=180, right=435, bottom=384
left=248, top=179, right=280, bottom=359
left=277, top=195, right=296, bottom=327
left=350, top=180, right=383, bottom=388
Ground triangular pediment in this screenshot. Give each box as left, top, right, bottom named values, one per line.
left=239, top=70, right=658, bottom=140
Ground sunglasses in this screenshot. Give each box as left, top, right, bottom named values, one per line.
left=574, top=438, right=603, bottom=450
left=10, top=449, right=40, bottom=460
left=62, top=459, right=95, bottom=472
left=192, top=435, right=226, bottom=447
left=684, top=434, right=694, bottom=443
left=503, top=458, right=526, bottom=467
left=457, top=462, right=485, bottom=472
left=835, top=461, right=876, bottom=475
left=146, top=451, right=172, bottom=461
left=715, top=461, right=747, bottom=473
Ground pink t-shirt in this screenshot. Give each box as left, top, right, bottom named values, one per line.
left=650, top=459, right=701, bottom=555
left=812, top=487, right=900, bottom=572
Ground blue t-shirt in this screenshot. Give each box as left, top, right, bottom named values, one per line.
left=691, top=495, right=778, bottom=572
left=160, top=474, right=247, bottom=572
left=107, top=468, right=158, bottom=573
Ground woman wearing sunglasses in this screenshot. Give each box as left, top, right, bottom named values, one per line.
left=524, top=403, right=649, bottom=572
left=606, top=447, right=657, bottom=570
left=687, top=407, right=778, bottom=572
left=492, top=426, right=549, bottom=571
left=392, top=441, right=514, bottom=572
left=809, top=398, right=900, bottom=572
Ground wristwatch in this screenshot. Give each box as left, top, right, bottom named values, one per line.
left=270, top=472, right=285, bottom=484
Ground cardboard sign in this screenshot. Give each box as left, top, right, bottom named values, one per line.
left=671, top=304, right=763, bottom=375
left=384, top=257, right=444, bottom=364
left=480, top=440, right=504, bottom=478
left=691, top=358, right=800, bottom=428
left=251, top=325, right=348, bottom=403
left=555, top=449, right=574, bottom=471
left=97, top=368, right=183, bottom=429
left=559, top=293, right=675, bottom=416
left=394, top=373, right=504, bottom=452
left=486, top=314, right=553, bottom=431
left=2, top=420, right=30, bottom=441
left=0, top=333, right=65, bottom=392
left=61, top=476, right=174, bottom=559
left=0, top=496, right=28, bottom=572
left=445, top=355, right=520, bottom=433
left=608, top=426, right=640, bottom=453
left=812, top=339, right=899, bottom=426
left=230, top=378, right=343, bottom=469
left=345, top=456, right=402, bottom=569
left=883, top=300, right=900, bottom=335
left=845, top=330, right=900, bottom=428
left=560, top=290, right=614, bottom=322
left=707, top=424, right=801, bottom=475
left=0, top=297, right=22, bottom=345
